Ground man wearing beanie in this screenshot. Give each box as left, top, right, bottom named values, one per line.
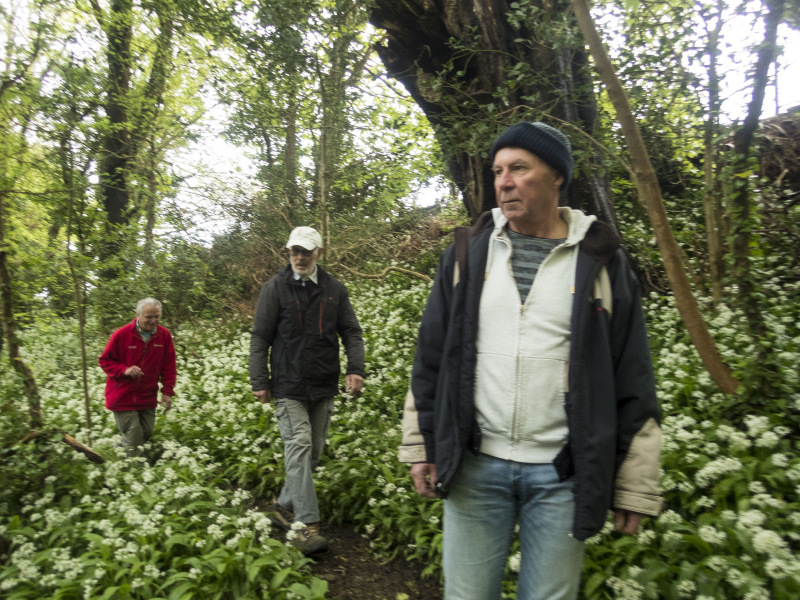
left=400, top=122, right=661, bottom=599
left=250, top=226, right=365, bottom=556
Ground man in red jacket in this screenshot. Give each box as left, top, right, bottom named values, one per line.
left=99, top=298, right=176, bottom=458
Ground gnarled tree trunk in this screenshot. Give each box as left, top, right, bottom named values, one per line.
left=370, top=0, right=617, bottom=227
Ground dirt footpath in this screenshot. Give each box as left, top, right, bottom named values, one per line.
left=309, top=521, right=443, bottom=600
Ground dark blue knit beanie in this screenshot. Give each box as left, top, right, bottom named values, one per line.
left=490, top=121, right=574, bottom=189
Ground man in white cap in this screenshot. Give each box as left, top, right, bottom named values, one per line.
left=249, top=226, right=365, bottom=555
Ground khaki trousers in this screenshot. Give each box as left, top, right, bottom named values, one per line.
left=113, top=408, right=157, bottom=458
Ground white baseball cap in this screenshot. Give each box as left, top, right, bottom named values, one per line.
left=286, top=226, right=323, bottom=250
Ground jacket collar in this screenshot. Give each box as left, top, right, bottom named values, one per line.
left=490, top=206, right=596, bottom=246
left=484, top=207, right=620, bottom=263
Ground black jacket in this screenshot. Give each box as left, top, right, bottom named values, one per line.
left=250, top=265, right=365, bottom=400
left=408, top=213, right=661, bottom=540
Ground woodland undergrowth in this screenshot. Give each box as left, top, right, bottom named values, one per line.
left=1, top=263, right=799, bottom=599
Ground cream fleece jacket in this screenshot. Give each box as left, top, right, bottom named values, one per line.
left=474, top=207, right=596, bottom=463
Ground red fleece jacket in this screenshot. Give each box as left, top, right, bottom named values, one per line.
left=99, top=320, right=176, bottom=411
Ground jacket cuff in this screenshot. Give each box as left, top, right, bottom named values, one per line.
left=613, top=489, right=662, bottom=516
left=398, top=444, right=427, bottom=463
left=614, top=417, right=662, bottom=516
left=250, top=378, right=271, bottom=391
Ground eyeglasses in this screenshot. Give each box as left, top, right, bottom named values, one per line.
left=289, top=247, right=314, bottom=257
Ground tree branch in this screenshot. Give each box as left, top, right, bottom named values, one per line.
left=331, top=262, right=432, bottom=283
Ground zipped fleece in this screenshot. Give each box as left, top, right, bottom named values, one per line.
left=249, top=265, right=365, bottom=400
left=405, top=210, right=662, bottom=541
left=475, top=208, right=594, bottom=463
left=99, top=320, right=176, bottom=411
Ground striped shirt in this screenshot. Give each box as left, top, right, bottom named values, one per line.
left=508, top=229, right=565, bottom=304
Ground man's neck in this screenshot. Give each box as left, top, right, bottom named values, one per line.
left=509, top=210, right=567, bottom=239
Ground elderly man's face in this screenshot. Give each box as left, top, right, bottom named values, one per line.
left=493, top=147, right=564, bottom=235
left=289, top=246, right=322, bottom=277
left=137, top=305, right=161, bottom=332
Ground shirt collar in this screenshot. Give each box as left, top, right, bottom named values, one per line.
left=135, top=320, right=155, bottom=338
left=292, top=265, right=319, bottom=284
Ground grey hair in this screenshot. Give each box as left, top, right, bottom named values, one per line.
left=135, top=297, right=162, bottom=315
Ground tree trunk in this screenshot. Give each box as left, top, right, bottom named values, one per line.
left=0, top=192, right=44, bottom=428
left=570, top=0, right=739, bottom=396
left=144, top=140, right=159, bottom=272
left=95, top=0, right=173, bottom=277
left=703, top=15, right=724, bottom=304
left=316, top=119, right=330, bottom=247
left=93, top=0, right=133, bottom=292
left=54, top=101, right=95, bottom=440
left=703, top=3, right=725, bottom=303
left=285, top=97, right=299, bottom=206
left=135, top=1, right=174, bottom=269
left=369, top=0, right=617, bottom=227
left=99, top=0, right=133, bottom=229
left=65, top=176, right=94, bottom=444
left=314, top=0, right=371, bottom=247
left=132, top=2, right=173, bottom=159
left=730, top=0, right=784, bottom=339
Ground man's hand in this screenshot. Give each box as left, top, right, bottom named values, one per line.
left=410, top=462, right=439, bottom=498
left=345, top=374, right=364, bottom=396
left=125, top=366, right=143, bottom=378
left=613, top=509, right=644, bottom=535
left=160, top=394, right=173, bottom=412
left=253, top=389, right=271, bottom=404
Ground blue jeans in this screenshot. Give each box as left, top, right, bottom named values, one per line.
left=274, top=397, right=333, bottom=524
left=443, top=452, right=585, bottom=600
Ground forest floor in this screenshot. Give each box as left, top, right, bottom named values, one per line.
left=253, top=473, right=442, bottom=599
left=273, top=519, right=443, bottom=600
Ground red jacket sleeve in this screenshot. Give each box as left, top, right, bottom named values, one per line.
left=159, top=331, right=177, bottom=396
left=98, top=329, right=129, bottom=379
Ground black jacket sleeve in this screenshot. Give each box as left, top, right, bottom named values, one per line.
left=410, top=244, right=456, bottom=463
left=337, top=284, right=366, bottom=378
left=249, top=279, right=280, bottom=391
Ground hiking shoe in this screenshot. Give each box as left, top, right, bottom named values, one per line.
left=267, top=499, right=294, bottom=531
left=287, top=522, right=329, bottom=556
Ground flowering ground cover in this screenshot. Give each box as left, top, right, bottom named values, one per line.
left=1, top=274, right=799, bottom=599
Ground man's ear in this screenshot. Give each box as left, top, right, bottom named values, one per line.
left=316, top=247, right=324, bottom=259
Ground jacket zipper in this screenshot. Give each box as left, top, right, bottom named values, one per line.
left=511, top=240, right=570, bottom=445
